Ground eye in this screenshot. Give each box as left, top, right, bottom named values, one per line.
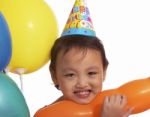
left=88, top=71, right=97, bottom=76
left=64, top=73, right=75, bottom=78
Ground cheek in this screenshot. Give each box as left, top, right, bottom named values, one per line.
left=59, top=81, right=73, bottom=91
left=92, top=78, right=103, bottom=91
left=59, top=82, right=74, bottom=98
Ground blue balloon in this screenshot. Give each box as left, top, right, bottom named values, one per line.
left=0, top=72, right=30, bottom=117
left=0, top=12, right=12, bottom=71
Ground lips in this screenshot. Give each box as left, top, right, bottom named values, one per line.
left=74, top=90, right=92, bottom=98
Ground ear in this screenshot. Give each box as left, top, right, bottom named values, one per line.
left=103, top=69, right=107, bottom=82
left=50, top=68, right=58, bottom=85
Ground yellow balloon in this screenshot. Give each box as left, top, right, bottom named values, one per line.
left=0, top=0, right=58, bottom=74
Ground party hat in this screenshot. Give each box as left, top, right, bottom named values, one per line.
left=61, top=0, right=96, bottom=36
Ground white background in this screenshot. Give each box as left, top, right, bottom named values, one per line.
left=9, top=0, right=150, bottom=116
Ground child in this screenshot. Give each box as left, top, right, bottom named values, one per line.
left=35, top=0, right=133, bottom=116
left=49, top=34, right=133, bottom=117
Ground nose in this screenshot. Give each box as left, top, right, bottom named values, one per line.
left=75, top=76, right=88, bottom=88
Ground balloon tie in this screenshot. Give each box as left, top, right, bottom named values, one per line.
left=19, top=74, right=24, bottom=92
left=2, top=69, right=6, bottom=73
left=2, top=67, right=10, bottom=74
left=14, top=68, right=27, bottom=92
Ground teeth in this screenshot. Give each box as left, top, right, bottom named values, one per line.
left=74, top=90, right=91, bottom=98
left=79, top=91, right=89, bottom=95
left=75, top=90, right=90, bottom=94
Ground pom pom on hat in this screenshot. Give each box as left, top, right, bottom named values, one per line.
left=61, top=0, right=96, bottom=37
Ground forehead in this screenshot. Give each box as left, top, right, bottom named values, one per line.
left=56, top=47, right=102, bottom=63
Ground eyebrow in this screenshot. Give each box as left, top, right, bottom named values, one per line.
left=61, top=68, right=76, bottom=72
left=62, top=66, right=101, bottom=72
left=86, top=66, right=100, bottom=71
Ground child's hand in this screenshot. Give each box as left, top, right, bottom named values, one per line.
left=101, top=94, right=133, bottom=117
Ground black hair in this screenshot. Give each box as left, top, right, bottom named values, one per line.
left=49, top=35, right=109, bottom=71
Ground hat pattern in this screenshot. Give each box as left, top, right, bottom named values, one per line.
left=62, top=0, right=96, bottom=36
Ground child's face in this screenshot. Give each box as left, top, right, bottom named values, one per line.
left=53, top=47, right=106, bottom=104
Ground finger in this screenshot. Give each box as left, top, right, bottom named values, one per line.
left=103, top=96, right=110, bottom=111
left=109, top=95, right=116, bottom=103
left=120, top=95, right=127, bottom=107
left=123, top=107, right=134, bottom=117
left=104, top=96, right=110, bottom=104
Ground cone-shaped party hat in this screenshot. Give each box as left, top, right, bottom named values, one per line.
left=61, top=0, right=96, bottom=36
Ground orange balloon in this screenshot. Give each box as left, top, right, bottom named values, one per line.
left=34, top=77, right=150, bottom=117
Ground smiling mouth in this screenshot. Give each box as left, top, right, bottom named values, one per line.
left=74, top=90, right=92, bottom=98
